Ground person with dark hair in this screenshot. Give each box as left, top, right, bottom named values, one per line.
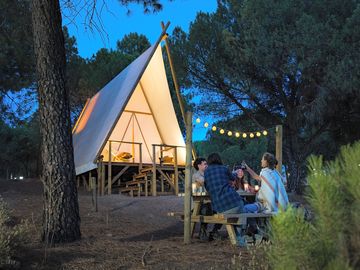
left=243, top=152, right=289, bottom=213
left=204, top=153, right=246, bottom=245
left=192, top=157, right=207, bottom=192
left=192, top=157, right=210, bottom=240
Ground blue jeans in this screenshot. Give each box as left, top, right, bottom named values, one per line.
left=244, top=203, right=259, bottom=213
left=221, top=202, right=245, bottom=240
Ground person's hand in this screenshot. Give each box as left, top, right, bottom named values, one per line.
left=243, top=183, right=249, bottom=192
left=241, top=160, right=248, bottom=169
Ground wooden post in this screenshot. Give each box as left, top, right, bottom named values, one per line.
left=184, top=111, right=193, bottom=244
left=275, top=125, right=283, bottom=173
left=88, top=171, right=92, bottom=191
left=152, top=145, right=157, bottom=196
left=101, top=162, right=105, bottom=196
left=91, top=177, right=98, bottom=212
left=139, top=143, right=143, bottom=172
left=108, top=141, right=112, bottom=195
left=174, top=146, right=179, bottom=195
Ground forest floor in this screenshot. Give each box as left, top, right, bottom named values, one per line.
left=0, top=178, right=271, bottom=270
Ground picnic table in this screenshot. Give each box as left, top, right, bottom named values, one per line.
left=191, top=191, right=256, bottom=236
left=190, top=191, right=273, bottom=246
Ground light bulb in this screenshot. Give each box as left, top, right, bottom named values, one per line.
left=250, top=133, right=254, bottom=138
left=256, top=132, right=261, bottom=137
left=242, top=133, right=247, bottom=138
left=235, top=132, right=240, bottom=137
left=195, top=118, right=201, bottom=123
left=204, top=122, right=209, bottom=128
left=263, top=130, right=268, bottom=136
left=212, top=126, right=217, bottom=131
left=227, top=131, right=232, bottom=136
left=220, top=129, right=225, bottom=134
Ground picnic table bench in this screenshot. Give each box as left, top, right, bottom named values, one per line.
left=169, top=191, right=274, bottom=246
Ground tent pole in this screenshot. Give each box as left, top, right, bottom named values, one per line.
left=161, top=22, right=186, bottom=124
left=161, top=21, right=197, bottom=160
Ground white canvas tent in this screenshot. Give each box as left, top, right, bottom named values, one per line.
left=72, top=39, right=186, bottom=176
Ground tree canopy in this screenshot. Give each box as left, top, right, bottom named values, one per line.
left=170, top=0, right=360, bottom=191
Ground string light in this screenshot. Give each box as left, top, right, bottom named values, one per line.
left=194, top=118, right=270, bottom=140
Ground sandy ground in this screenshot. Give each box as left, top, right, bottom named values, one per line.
left=0, top=179, right=258, bottom=270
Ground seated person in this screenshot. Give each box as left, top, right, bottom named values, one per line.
left=243, top=153, right=289, bottom=213
left=204, top=153, right=246, bottom=245
left=192, top=157, right=211, bottom=240
left=230, top=167, right=251, bottom=192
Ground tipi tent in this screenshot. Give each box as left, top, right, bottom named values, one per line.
left=72, top=37, right=186, bottom=176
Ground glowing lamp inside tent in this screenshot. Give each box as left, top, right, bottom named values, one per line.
left=250, top=133, right=255, bottom=138
left=227, top=131, right=232, bottom=136
left=195, top=118, right=201, bottom=123
left=235, top=132, right=240, bottom=138
left=212, top=126, right=217, bottom=131
left=242, top=133, right=247, bottom=138
left=263, top=130, right=268, bottom=136
left=204, top=122, right=209, bottom=128
left=220, top=129, right=225, bottom=134
left=256, top=132, right=261, bottom=137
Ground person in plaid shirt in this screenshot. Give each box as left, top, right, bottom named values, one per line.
left=204, top=153, right=245, bottom=214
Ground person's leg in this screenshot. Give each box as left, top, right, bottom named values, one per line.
left=222, top=202, right=247, bottom=246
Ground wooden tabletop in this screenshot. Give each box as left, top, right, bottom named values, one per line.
left=192, top=190, right=256, bottom=200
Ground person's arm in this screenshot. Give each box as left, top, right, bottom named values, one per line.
left=244, top=163, right=261, bottom=181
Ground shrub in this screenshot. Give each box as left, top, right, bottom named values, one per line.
left=0, top=197, right=30, bottom=267
left=267, top=141, right=360, bottom=269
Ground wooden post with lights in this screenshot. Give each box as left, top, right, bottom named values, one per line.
left=275, top=125, right=283, bottom=173
left=184, top=111, right=193, bottom=244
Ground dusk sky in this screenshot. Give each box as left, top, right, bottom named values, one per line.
left=63, top=0, right=217, bottom=140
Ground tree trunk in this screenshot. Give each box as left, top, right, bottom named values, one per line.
left=31, top=0, right=81, bottom=244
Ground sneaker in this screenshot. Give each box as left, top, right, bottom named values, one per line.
left=199, top=229, right=209, bottom=241
left=254, top=234, right=263, bottom=246
left=236, top=235, right=247, bottom=247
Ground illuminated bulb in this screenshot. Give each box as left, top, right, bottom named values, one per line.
left=220, top=129, right=225, bottom=134
left=256, top=132, right=261, bottom=137
left=263, top=130, right=268, bottom=136
left=212, top=126, right=217, bottom=131
left=250, top=133, right=254, bottom=138
left=235, top=132, right=240, bottom=138
left=228, top=131, right=232, bottom=136
left=204, top=122, right=209, bottom=128
left=242, top=133, right=247, bottom=138
left=195, top=118, right=201, bottom=123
